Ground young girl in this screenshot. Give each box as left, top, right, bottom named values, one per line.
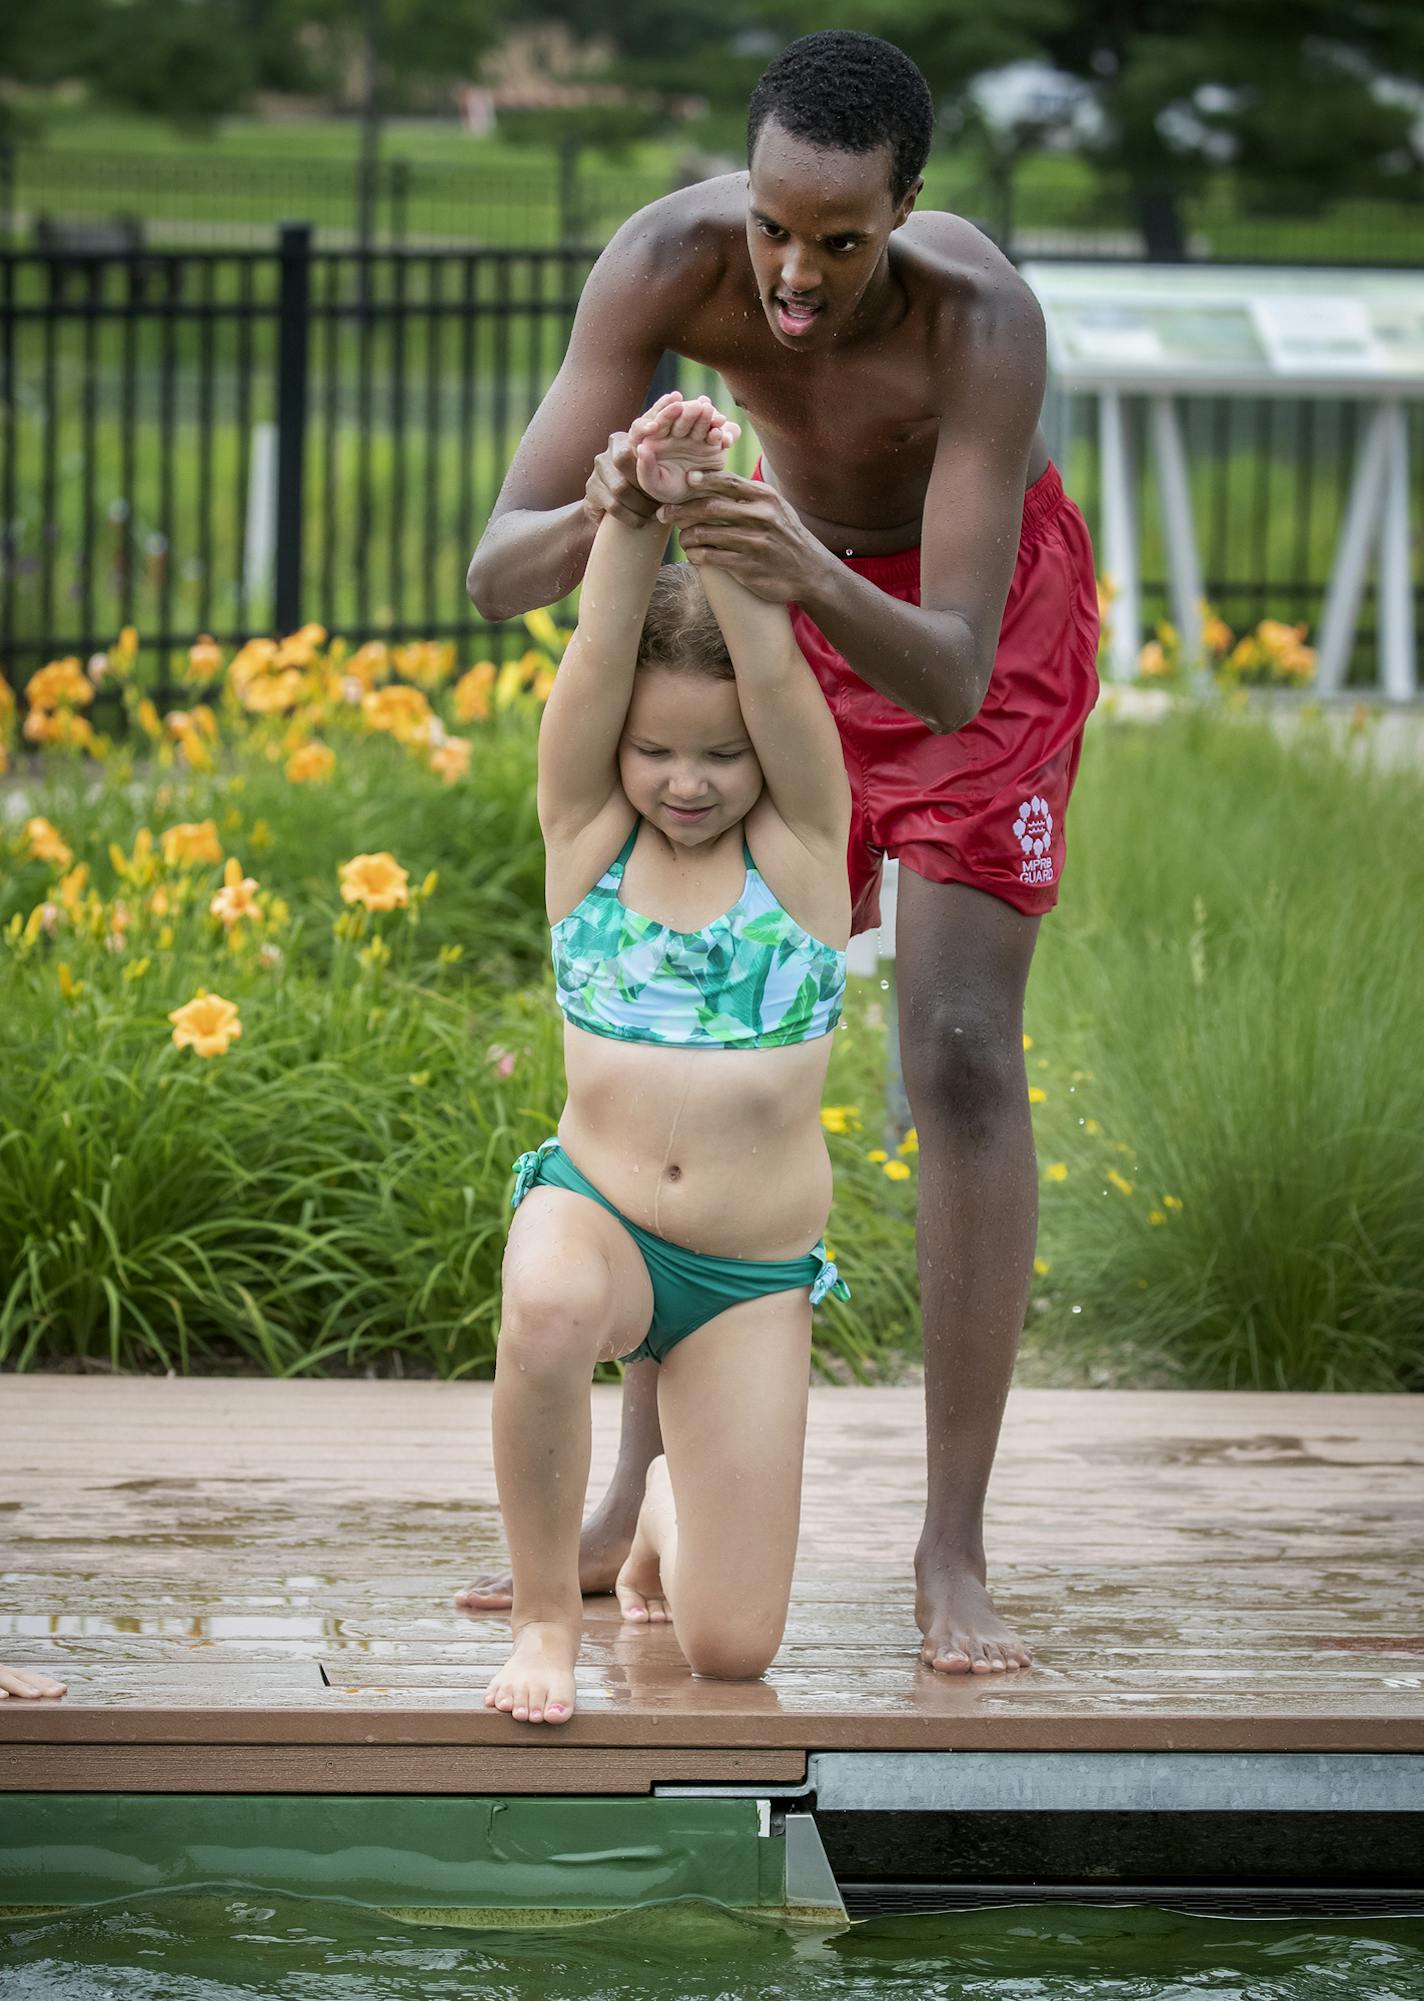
left=483, top=390, right=852, bottom=1726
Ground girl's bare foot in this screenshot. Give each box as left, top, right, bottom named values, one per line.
left=615, top=1455, right=677, bottom=1624
left=0, top=1664, right=68, bottom=1700
left=483, top=1619, right=579, bottom=1725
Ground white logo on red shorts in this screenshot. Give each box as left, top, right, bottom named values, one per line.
left=1013, top=795, right=1055, bottom=885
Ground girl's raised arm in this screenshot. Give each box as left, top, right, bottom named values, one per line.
left=694, top=559, right=851, bottom=856
left=533, top=409, right=676, bottom=845
left=536, top=396, right=737, bottom=846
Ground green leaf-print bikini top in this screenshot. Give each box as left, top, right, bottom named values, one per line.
left=552, top=820, right=845, bottom=1050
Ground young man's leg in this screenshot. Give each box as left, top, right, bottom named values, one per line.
left=895, top=869, right=1039, bottom=1673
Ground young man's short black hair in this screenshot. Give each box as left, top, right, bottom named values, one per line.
left=747, top=31, right=934, bottom=207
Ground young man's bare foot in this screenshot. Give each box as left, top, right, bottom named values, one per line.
left=457, top=1497, right=639, bottom=1610
left=483, top=1619, right=580, bottom=1725
left=614, top=1455, right=676, bottom=1624
left=916, top=1540, right=1035, bottom=1675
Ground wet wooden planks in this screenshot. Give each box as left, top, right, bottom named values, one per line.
left=1, top=1379, right=1421, bottom=1789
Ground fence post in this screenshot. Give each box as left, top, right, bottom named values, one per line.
left=391, top=157, right=410, bottom=249
left=275, top=221, right=311, bottom=637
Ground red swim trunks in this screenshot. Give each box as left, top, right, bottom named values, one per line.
left=757, top=461, right=1100, bottom=932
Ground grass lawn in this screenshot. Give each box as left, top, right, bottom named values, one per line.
left=12, top=107, right=1422, bottom=264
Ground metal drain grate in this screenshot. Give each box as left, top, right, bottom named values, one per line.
left=839, top=1883, right=1424, bottom=1922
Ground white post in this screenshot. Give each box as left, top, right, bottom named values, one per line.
left=244, top=421, right=278, bottom=629
left=1378, top=401, right=1417, bottom=701
left=1316, top=403, right=1392, bottom=695
left=1148, top=394, right=1205, bottom=671
left=1098, top=388, right=1139, bottom=680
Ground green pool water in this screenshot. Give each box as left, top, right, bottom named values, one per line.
left=2, top=1893, right=1422, bottom=1999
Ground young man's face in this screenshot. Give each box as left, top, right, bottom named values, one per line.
left=746, top=117, right=919, bottom=352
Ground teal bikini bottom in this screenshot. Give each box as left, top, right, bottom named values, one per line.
left=509, top=1137, right=850, bottom=1366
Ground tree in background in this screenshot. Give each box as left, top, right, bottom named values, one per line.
left=1035, top=0, right=1424, bottom=255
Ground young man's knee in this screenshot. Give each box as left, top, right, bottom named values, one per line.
left=902, top=998, right=1025, bottom=1133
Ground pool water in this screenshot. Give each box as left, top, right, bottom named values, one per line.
left=2, top=1894, right=1422, bottom=1999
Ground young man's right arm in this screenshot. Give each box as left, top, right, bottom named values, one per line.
left=465, top=203, right=694, bottom=622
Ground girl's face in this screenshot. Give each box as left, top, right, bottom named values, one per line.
left=618, top=667, right=763, bottom=847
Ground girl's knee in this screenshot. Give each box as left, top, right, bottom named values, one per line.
left=681, top=1615, right=783, bottom=1683
left=499, top=1263, right=617, bottom=1373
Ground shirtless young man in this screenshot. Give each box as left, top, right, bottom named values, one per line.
left=461, top=30, right=1100, bottom=1675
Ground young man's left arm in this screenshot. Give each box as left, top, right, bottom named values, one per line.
left=667, top=280, right=1046, bottom=735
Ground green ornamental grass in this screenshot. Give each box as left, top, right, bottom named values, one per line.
left=1, top=659, right=1419, bottom=1390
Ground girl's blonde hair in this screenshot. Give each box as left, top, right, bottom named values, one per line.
left=636, top=562, right=734, bottom=682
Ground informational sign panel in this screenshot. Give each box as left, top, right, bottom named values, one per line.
left=1022, top=264, right=1424, bottom=397
left=1019, top=264, right=1420, bottom=697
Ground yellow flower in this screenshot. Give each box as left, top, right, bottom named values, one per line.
left=1084, top=1118, right=1103, bottom=1137
left=1046, top=1162, right=1068, bottom=1183
left=454, top=661, right=497, bottom=722
left=57, top=961, right=84, bottom=1000
left=522, top=606, right=563, bottom=654
left=186, top=635, right=223, bottom=682
left=819, top=1105, right=862, bottom=1135
left=23, top=816, right=72, bottom=868
left=1033, top=1256, right=1051, bottom=1277
left=26, top=657, right=93, bottom=710
left=24, top=707, right=99, bottom=750
left=135, top=696, right=164, bottom=739
left=339, top=851, right=410, bottom=912
left=161, top=820, right=223, bottom=868
left=168, top=989, right=242, bottom=1058
left=1137, top=640, right=1171, bottom=679
left=1162, top=1194, right=1183, bottom=1212
left=429, top=737, right=472, bottom=785
left=1028, top=1086, right=1047, bottom=1105
left=897, top=1128, right=918, bottom=1156
left=1202, top=612, right=1233, bottom=655
left=1107, top=1168, right=1134, bottom=1196
left=286, top=741, right=336, bottom=785
left=1148, top=1210, right=1166, bottom=1226
left=242, top=667, right=305, bottom=715
left=362, top=684, right=432, bottom=743
left=882, top=1159, right=912, bottom=1181
left=1022, top=1033, right=1033, bottom=1051
left=113, top=625, right=139, bottom=664
left=210, top=857, right=262, bottom=929
left=58, top=863, right=89, bottom=912
left=866, top=1148, right=888, bottom=1164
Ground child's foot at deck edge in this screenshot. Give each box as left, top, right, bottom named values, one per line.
left=484, top=1618, right=580, bottom=1724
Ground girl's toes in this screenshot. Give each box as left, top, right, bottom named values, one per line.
left=616, top=1582, right=650, bottom=1622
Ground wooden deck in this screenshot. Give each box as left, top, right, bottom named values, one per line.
left=1, top=1379, right=1421, bottom=1793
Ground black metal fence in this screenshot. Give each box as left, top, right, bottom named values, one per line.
left=1, top=228, right=599, bottom=689
left=0, top=223, right=1413, bottom=698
